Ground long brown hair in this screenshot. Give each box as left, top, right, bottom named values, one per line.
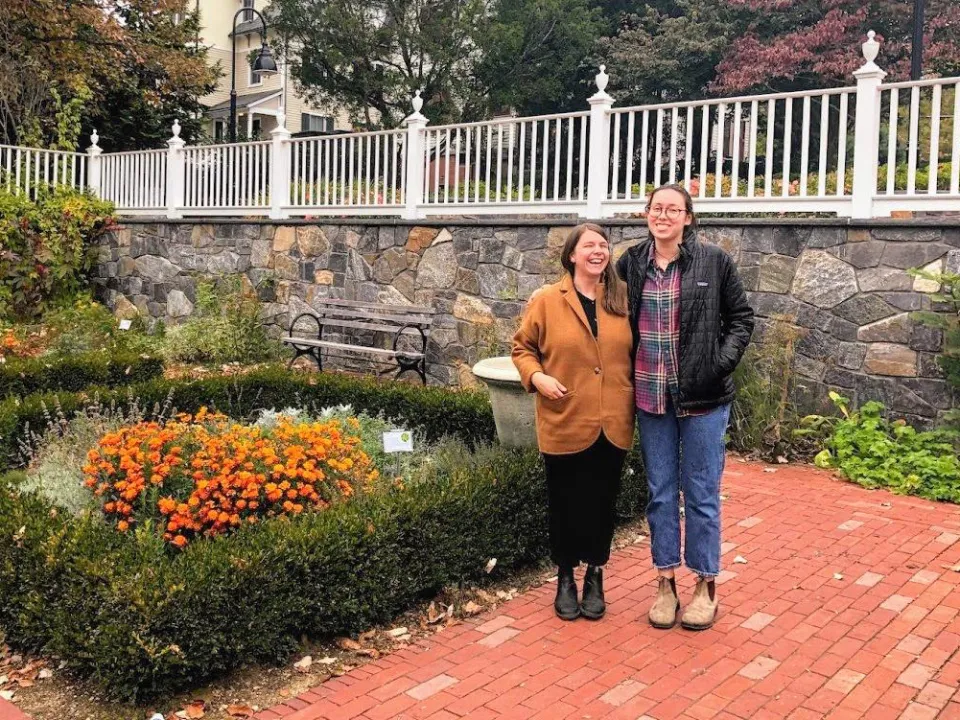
left=560, top=223, right=628, bottom=316
left=647, top=182, right=699, bottom=239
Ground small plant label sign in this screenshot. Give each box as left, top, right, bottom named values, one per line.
left=383, top=430, right=413, bottom=453
left=118, top=319, right=132, bottom=331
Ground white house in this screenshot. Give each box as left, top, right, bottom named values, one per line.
left=194, top=0, right=353, bottom=139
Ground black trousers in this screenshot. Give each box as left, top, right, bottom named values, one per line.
left=542, top=432, right=627, bottom=568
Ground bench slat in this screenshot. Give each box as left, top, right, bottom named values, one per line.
left=300, top=307, right=434, bottom=326
left=292, top=318, right=430, bottom=336
left=312, top=297, right=435, bottom=314
left=282, top=337, right=425, bottom=359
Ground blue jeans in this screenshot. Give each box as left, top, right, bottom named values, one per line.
left=637, top=399, right=731, bottom=577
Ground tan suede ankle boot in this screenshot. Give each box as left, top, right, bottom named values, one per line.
left=681, top=577, right=718, bottom=630
left=648, top=576, right=680, bottom=629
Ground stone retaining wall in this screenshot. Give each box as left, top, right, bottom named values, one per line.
left=93, top=219, right=960, bottom=425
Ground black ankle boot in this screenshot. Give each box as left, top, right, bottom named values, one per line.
left=554, top=566, right=580, bottom=620
left=581, top=565, right=605, bottom=620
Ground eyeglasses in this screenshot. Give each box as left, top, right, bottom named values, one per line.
left=646, top=206, right=687, bottom=219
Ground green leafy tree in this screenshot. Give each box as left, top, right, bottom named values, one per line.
left=593, top=0, right=743, bottom=104
left=270, top=0, right=486, bottom=128
left=0, top=0, right=217, bottom=150
left=471, top=0, right=607, bottom=117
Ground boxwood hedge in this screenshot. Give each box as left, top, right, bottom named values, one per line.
left=0, top=351, right=164, bottom=399
left=0, top=365, right=496, bottom=470
left=0, top=367, right=648, bottom=702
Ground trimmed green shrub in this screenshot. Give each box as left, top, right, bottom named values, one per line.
left=0, top=351, right=163, bottom=398
left=0, top=365, right=497, bottom=470
left=0, top=443, right=550, bottom=701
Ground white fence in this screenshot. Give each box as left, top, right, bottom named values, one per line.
left=1, top=145, right=88, bottom=199
left=7, top=33, right=960, bottom=219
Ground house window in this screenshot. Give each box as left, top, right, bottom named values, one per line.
left=301, top=114, right=334, bottom=133
left=242, top=0, right=255, bottom=22
left=249, top=62, right=262, bottom=86
left=214, top=120, right=225, bottom=142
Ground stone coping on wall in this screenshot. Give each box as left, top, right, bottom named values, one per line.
left=114, top=216, right=960, bottom=229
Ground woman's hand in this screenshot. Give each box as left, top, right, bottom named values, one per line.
left=532, top=372, right=568, bottom=399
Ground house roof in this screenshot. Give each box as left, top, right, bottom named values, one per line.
left=205, top=90, right=281, bottom=118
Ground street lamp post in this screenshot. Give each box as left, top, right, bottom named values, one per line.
left=230, top=7, right=278, bottom=143
left=910, top=0, right=925, bottom=80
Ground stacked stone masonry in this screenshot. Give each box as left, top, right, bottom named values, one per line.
left=94, top=220, right=960, bottom=426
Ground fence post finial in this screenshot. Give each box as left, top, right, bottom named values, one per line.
left=850, top=31, right=886, bottom=218
left=407, top=90, right=426, bottom=122
left=402, top=90, right=428, bottom=219
left=861, top=30, right=880, bottom=66
left=594, top=65, right=610, bottom=97
left=585, top=66, right=614, bottom=218
left=166, top=119, right=186, bottom=219
left=86, top=129, right=103, bottom=196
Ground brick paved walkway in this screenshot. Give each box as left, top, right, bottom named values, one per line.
left=254, top=460, right=960, bottom=720
left=2, top=460, right=960, bottom=720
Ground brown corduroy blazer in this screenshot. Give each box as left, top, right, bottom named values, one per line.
left=511, top=274, right=635, bottom=455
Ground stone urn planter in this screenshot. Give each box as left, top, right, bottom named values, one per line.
left=471, top=357, right=538, bottom=449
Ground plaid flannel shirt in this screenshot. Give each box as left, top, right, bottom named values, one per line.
left=634, top=244, right=696, bottom=417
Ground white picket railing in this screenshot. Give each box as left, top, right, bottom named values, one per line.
left=100, top=148, right=167, bottom=211
left=0, top=145, right=87, bottom=199
left=607, top=86, right=857, bottom=214
left=8, top=32, right=960, bottom=220
left=873, top=76, right=960, bottom=215
left=181, top=140, right=271, bottom=214
left=420, top=112, right=591, bottom=214
left=286, top=129, right=406, bottom=215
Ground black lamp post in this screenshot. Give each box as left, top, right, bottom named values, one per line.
left=230, top=7, right=278, bottom=142
left=910, top=0, right=925, bottom=80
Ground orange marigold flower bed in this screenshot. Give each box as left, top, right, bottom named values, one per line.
left=83, top=407, right=379, bottom=547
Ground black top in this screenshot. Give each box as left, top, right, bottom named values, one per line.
left=576, top=289, right=598, bottom=338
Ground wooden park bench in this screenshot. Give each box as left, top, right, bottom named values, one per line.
left=283, top=298, right=435, bottom=385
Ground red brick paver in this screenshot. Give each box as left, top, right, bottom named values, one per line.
left=253, top=461, right=960, bottom=720
left=2, top=460, right=960, bottom=720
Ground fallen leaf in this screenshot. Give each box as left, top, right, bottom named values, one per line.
left=0, top=690, right=13, bottom=701
left=226, top=706, right=254, bottom=718
left=475, top=589, right=496, bottom=604
left=833, top=573, right=844, bottom=581
left=734, top=556, right=748, bottom=564
left=16, top=679, right=33, bottom=688
left=356, top=648, right=380, bottom=658
left=293, top=656, right=312, bottom=672
left=484, top=558, right=497, bottom=573
left=358, top=630, right=376, bottom=643
left=317, top=657, right=337, bottom=665
left=185, top=702, right=206, bottom=719
left=463, top=601, right=483, bottom=615
left=336, top=638, right=362, bottom=652
left=387, top=627, right=409, bottom=637
left=776, top=456, right=788, bottom=464
left=763, top=468, right=776, bottom=473
left=942, top=563, right=960, bottom=572
left=38, top=669, right=52, bottom=680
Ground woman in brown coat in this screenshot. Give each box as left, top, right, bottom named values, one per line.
left=512, top=223, right=635, bottom=621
